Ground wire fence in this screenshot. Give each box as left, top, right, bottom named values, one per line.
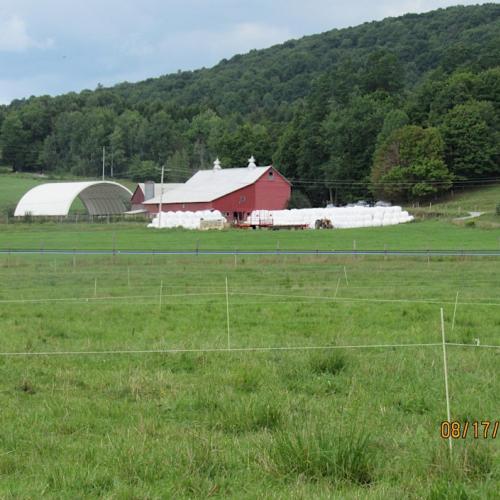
left=1, top=290, right=500, bottom=308
left=1, top=254, right=498, bottom=452
left=1, top=248, right=500, bottom=256
left=0, top=342, right=497, bottom=358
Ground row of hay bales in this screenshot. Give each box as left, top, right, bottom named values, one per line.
left=246, top=206, right=413, bottom=228
left=148, top=210, right=227, bottom=229
left=147, top=206, right=414, bottom=230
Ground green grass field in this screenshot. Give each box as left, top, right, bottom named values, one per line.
left=1, top=219, right=499, bottom=251
left=0, top=251, right=498, bottom=498
left=0, top=178, right=499, bottom=497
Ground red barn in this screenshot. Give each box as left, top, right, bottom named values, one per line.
left=142, top=157, right=291, bottom=222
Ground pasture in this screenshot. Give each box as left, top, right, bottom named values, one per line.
left=0, top=246, right=498, bottom=498
left=1, top=218, right=500, bottom=252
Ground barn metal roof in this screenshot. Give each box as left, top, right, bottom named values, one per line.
left=14, top=181, right=133, bottom=216
left=143, top=166, right=272, bottom=204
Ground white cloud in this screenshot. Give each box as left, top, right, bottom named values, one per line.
left=0, top=15, right=53, bottom=52
left=190, top=22, right=292, bottom=55
left=148, top=22, right=292, bottom=67
left=220, top=22, right=293, bottom=53
left=118, top=21, right=293, bottom=78
left=0, top=74, right=57, bottom=102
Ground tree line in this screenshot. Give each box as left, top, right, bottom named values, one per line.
left=0, top=4, right=499, bottom=206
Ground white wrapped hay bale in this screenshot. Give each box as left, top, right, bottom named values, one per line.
left=244, top=205, right=414, bottom=229
left=148, top=209, right=227, bottom=230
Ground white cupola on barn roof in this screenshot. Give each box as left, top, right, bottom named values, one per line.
left=213, top=157, right=222, bottom=170
left=247, top=155, right=257, bottom=169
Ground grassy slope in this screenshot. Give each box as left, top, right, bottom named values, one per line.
left=408, top=184, right=500, bottom=217
left=0, top=174, right=45, bottom=215
left=436, top=185, right=500, bottom=213
left=0, top=254, right=498, bottom=497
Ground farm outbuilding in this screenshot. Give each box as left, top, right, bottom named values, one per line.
left=14, top=181, right=133, bottom=217
left=130, top=181, right=184, bottom=211
left=142, top=157, right=291, bottom=222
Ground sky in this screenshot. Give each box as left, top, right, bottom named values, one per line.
left=0, top=1, right=493, bottom=104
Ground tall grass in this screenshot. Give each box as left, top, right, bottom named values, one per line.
left=267, top=426, right=374, bottom=485
left=309, top=351, right=347, bottom=375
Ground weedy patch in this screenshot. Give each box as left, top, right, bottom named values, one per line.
left=309, top=351, right=348, bottom=376
left=160, top=353, right=211, bottom=374
left=428, top=480, right=469, bottom=500
left=266, top=426, right=374, bottom=485
left=280, top=352, right=350, bottom=396
left=396, top=395, right=430, bottom=415
left=0, top=454, right=20, bottom=475
left=204, top=395, right=283, bottom=433
left=430, top=444, right=496, bottom=482
left=169, top=437, right=234, bottom=497
left=18, top=379, right=36, bottom=394
left=228, top=366, right=263, bottom=393
left=181, top=437, right=230, bottom=478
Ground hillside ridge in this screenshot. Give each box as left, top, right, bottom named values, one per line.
left=0, top=3, right=499, bottom=206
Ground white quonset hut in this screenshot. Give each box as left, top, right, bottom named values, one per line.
left=14, top=181, right=133, bottom=217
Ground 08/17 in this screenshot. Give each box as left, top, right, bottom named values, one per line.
left=441, top=421, right=499, bottom=439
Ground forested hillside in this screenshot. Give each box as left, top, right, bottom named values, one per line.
left=1, top=4, right=499, bottom=205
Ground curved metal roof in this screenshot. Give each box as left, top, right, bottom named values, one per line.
left=14, top=181, right=133, bottom=216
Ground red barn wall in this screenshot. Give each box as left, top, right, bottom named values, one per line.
left=212, top=184, right=256, bottom=218
left=143, top=166, right=291, bottom=220
left=131, top=186, right=145, bottom=205
left=253, top=168, right=291, bottom=210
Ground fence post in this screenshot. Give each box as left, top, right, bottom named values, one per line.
left=440, top=308, right=452, bottom=454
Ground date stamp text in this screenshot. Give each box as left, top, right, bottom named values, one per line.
left=440, top=420, right=498, bottom=439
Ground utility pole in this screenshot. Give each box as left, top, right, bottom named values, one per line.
left=110, top=149, right=114, bottom=177
left=158, top=164, right=165, bottom=228
left=102, top=146, right=106, bottom=180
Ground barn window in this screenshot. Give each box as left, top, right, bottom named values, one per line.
left=239, top=195, right=246, bottom=203
left=268, top=170, right=274, bottom=180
